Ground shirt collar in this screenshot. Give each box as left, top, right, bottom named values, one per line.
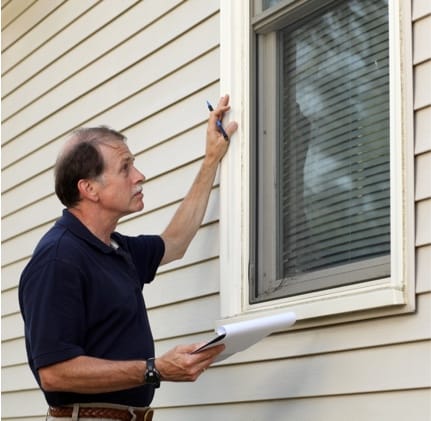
left=57, top=209, right=116, bottom=254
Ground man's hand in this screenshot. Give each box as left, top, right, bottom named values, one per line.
left=155, top=342, right=225, bottom=382
left=205, top=94, right=238, bottom=166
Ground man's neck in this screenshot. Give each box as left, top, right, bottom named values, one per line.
left=68, top=206, right=118, bottom=245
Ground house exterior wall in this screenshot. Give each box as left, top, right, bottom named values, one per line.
left=1, top=1, right=430, bottom=420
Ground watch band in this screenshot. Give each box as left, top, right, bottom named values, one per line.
left=145, top=357, right=161, bottom=388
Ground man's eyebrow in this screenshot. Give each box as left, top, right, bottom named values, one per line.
left=121, top=155, right=135, bottom=164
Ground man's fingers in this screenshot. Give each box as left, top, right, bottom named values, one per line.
left=225, top=121, right=238, bottom=138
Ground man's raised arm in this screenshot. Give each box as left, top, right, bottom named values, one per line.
left=160, top=94, right=238, bottom=265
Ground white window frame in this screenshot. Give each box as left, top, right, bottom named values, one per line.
left=218, top=0, right=415, bottom=325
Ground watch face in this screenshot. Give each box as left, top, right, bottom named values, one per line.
left=146, top=372, right=160, bottom=388
left=145, top=359, right=161, bottom=388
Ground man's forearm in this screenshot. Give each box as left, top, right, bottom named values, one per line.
left=160, top=158, right=219, bottom=264
left=38, top=343, right=225, bottom=394
left=38, top=356, right=145, bottom=394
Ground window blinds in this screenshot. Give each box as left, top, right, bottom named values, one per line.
left=278, top=0, right=390, bottom=284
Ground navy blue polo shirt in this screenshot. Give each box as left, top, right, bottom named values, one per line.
left=19, top=209, right=165, bottom=407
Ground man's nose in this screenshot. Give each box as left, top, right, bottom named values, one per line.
left=133, top=166, right=146, bottom=182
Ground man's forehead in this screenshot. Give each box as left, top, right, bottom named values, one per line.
left=99, top=139, right=133, bottom=160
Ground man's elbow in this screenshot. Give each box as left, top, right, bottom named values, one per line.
left=160, top=235, right=188, bottom=265
left=38, top=366, right=64, bottom=392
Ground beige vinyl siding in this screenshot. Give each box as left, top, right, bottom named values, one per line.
left=2, top=1, right=431, bottom=421
left=414, top=0, right=431, bottom=322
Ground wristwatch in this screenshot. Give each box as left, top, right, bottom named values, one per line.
left=144, top=357, right=161, bottom=388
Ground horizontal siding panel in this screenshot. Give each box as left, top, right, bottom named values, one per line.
left=153, top=341, right=431, bottom=406
left=2, top=0, right=65, bottom=51
left=2, top=312, right=23, bottom=342
left=416, top=199, right=431, bottom=246
left=153, top=390, right=431, bottom=421
left=2, top=195, right=62, bottom=242
left=2, top=3, right=219, bottom=144
left=2, top=364, right=37, bottom=392
left=147, top=259, right=219, bottom=308
left=412, top=0, right=431, bottom=21
left=140, top=161, right=215, bottom=220
left=414, top=60, right=431, bottom=110
left=150, top=294, right=219, bottom=340
left=3, top=418, right=45, bottom=421
left=2, top=337, right=27, bottom=367
left=2, top=170, right=54, bottom=217
left=413, top=14, right=431, bottom=64
left=417, top=245, right=431, bottom=293
left=415, top=152, right=431, bottom=200
left=159, top=222, right=220, bottom=274
left=1, top=287, right=18, bottom=316
left=415, top=106, right=431, bottom=154
left=2, top=48, right=219, bottom=183
left=2, top=0, right=98, bottom=75
left=3, top=417, right=45, bottom=421
left=1, top=0, right=35, bottom=32
left=1, top=389, right=46, bottom=418
left=1, top=224, right=51, bottom=267
left=1, top=0, right=138, bottom=99
left=1, top=259, right=27, bottom=292
left=137, top=123, right=207, bottom=180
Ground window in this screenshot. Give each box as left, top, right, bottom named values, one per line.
left=218, top=0, right=414, bottom=321
left=251, top=0, right=391, bottom=302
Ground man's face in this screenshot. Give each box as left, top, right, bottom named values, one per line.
left=94, top=141, right=145, bottom=219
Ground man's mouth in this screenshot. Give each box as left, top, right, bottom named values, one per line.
left=133, top=186, right=143, bottom=196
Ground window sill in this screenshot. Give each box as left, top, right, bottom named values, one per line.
left=216, top=277, right=413, bottom=330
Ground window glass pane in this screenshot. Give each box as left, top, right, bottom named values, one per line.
left=262, top=0, right=283, bottom=10
left=280, top=0, right=389, bottom=280
left=253, top=0, right=390, bottom=301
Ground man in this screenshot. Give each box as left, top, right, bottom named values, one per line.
left=19, top=95, right=238, bottom=420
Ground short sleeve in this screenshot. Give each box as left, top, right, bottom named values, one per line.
left=115, top=234, right=165, bottom=286
left=20, top=259, right=86, bottom=370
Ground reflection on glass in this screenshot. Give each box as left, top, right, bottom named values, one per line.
left=263, top=0, right=283, bottom=11
left=279, top=0, right=390, bottom=279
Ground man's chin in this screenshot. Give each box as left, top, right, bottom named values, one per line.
left=133, top=201, right=144, bottom=213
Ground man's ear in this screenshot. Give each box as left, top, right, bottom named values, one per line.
left=77, top=179, right=99, bottom=202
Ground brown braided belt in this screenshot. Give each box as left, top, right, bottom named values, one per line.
left=48, top=406, right=153, bottom=421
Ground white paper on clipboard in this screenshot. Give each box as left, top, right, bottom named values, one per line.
left=192, top=312, right=296, bottom=363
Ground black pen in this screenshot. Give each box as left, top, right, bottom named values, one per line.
left=206, top=100, right=229, bottom=141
